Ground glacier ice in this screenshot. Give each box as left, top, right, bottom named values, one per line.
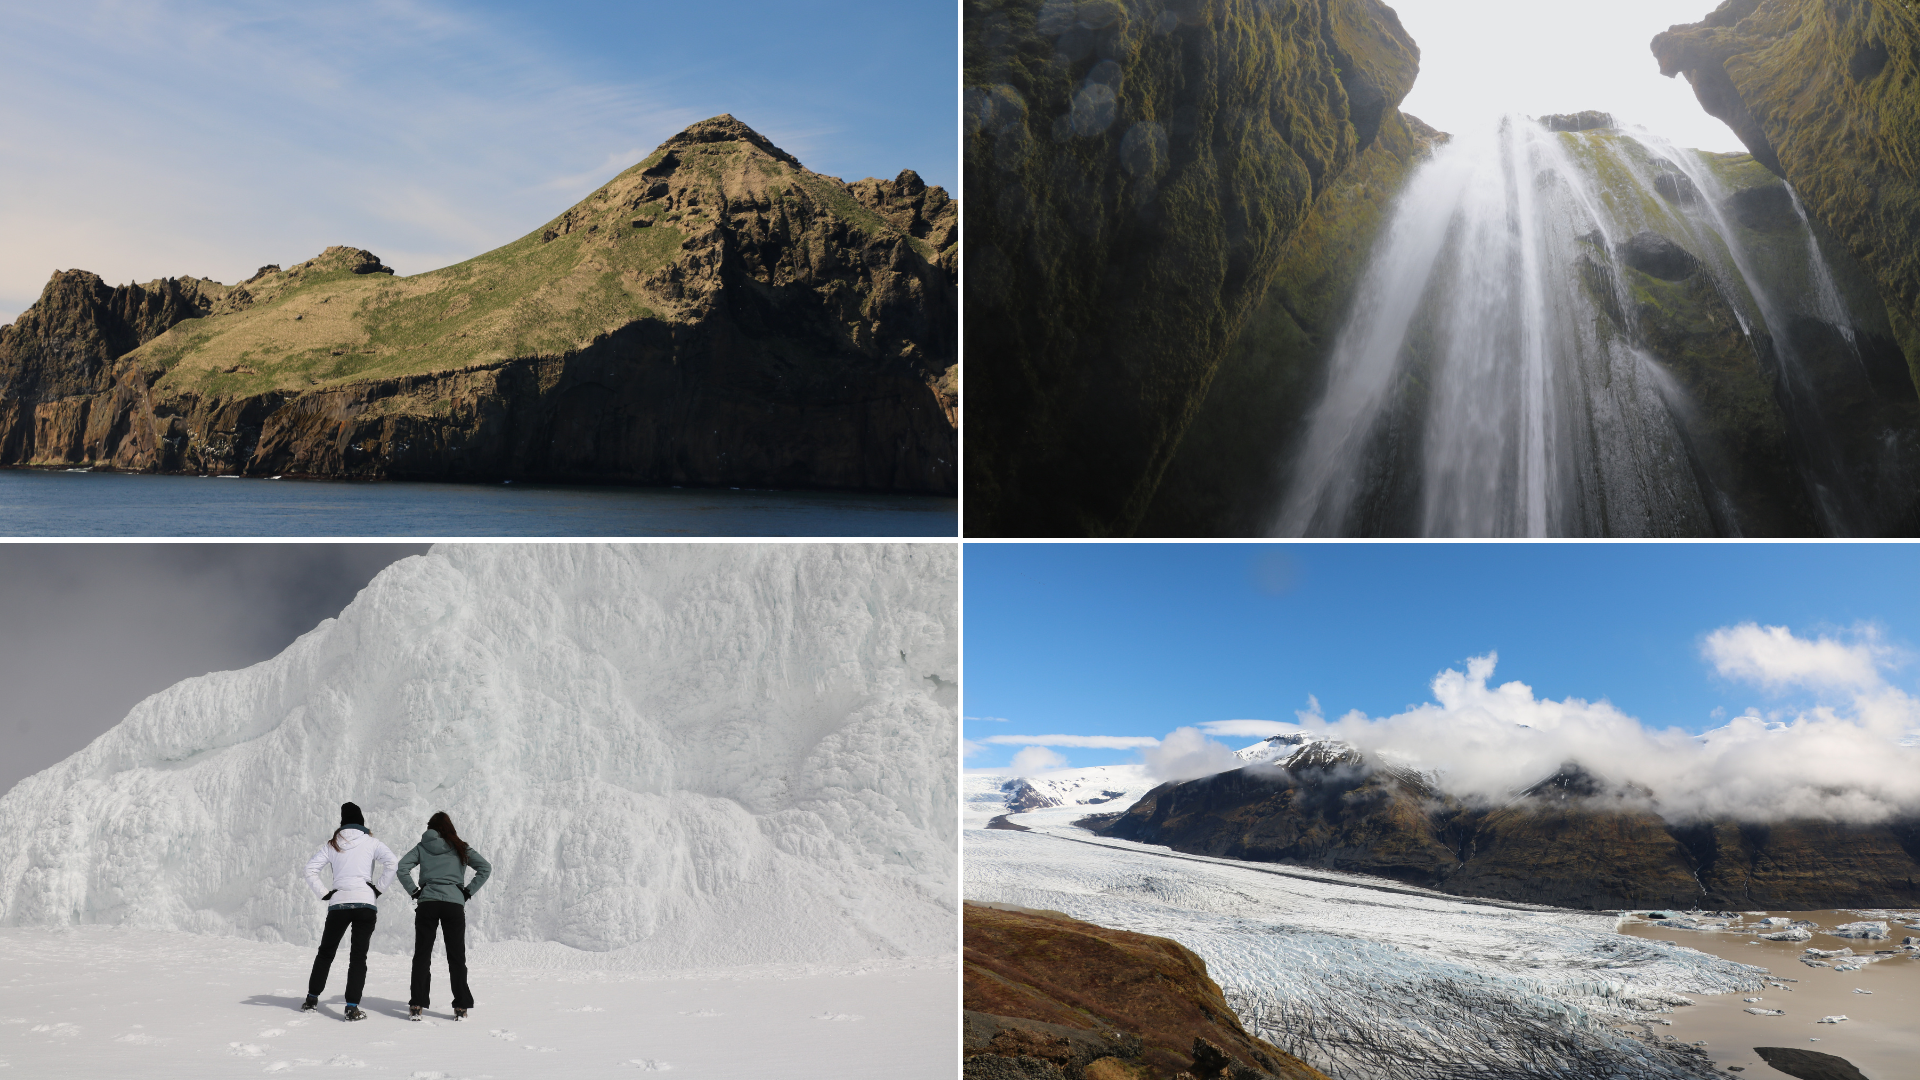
left=0, top=544, right=957, bottom=967
left=968, top=823, right=1768, bottom=1079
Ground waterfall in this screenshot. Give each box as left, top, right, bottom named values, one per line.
left=1272, top=115, right=1920, bottom=537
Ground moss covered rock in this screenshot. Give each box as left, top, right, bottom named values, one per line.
left=965, top=0, right=1419, bottom=536
left=1653, top=0, right=1920, bottom=395
left=1139, top=109, right=1443, bottom=535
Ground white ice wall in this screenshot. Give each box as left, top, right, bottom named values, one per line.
left=0, top=544, right=957, bottom=967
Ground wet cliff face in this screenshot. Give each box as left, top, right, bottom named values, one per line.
left=1102, top=755, right=1920, bottom=909
left=964, top=0, right=1419, bottom=536
left=964, top=904, right=1332, bottom=1080
left=1140, top=109, right=1444, bottom=535
left=1653, top=0, right=1920, bottom=395
left=0, top=116, right=957, bottom=494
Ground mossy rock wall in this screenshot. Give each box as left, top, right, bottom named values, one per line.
left=964, top=0, right=1419, bottom=536
left=1139, top=108, right=1442, bottom=535
left=1653, top=0, right=1920, bottom=396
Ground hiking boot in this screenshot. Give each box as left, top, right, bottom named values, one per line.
left=409, top=1005, right=423, bottom=1021
left=344, top=1005, right=366, bottom=1022
left=301, top=995, right=318, bottom=1011
left=453, top=1008, right=467, bottom=1021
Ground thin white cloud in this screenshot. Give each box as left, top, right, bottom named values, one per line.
left=1702, top=622, right=1887, bottom=693
left=1009, top=746, right=1069, bottom=774
left=963, top=715, right=1011, bottom=723
left=1199, top=719, right=1300, bottom=737
left=1143, top=727, right=1241, bottom=782
left=983, top=734, right=1161, bottom=749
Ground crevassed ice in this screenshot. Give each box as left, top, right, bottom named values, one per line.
left=0, top=544, right=957, bottom=967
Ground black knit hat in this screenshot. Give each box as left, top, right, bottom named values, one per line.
left=340, top=802, right=365, bottom=827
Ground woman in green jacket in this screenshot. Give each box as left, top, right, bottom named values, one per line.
left=396, top=811, right=492, bottom=1020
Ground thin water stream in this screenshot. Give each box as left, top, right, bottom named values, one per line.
left=1619, top=910, right=1920, bottom=1078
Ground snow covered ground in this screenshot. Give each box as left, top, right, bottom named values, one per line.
left=0, top=927, right=955, bottom=1079
left=965, top=812, right=1769, bottom=1080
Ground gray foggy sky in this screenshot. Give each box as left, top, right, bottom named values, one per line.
left=0, top=544, right=429, bottom=797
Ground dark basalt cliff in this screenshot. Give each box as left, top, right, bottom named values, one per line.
left=0, top=116, right=957, bottom=493
left=964, top=903, right=1331, bottom=1080
left=1653, top=0, right=1920, bottom=395
left=1101, top=750, right=1920, bottom=910
left=965, top=0, right=1419, bottom=536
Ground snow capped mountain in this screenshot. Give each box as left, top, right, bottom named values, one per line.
left=1233, top=730, right=1325, bottom=766
left=963, top=764, right=1159, bottom=830
left=0, top=544, right=957, bottom=968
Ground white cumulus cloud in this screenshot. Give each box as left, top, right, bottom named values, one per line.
left=1702, top=623, right=1888, bottom=692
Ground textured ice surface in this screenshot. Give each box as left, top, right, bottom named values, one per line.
left=0, top=544, right=957, bottom=966
left=967, top=823, right=1766, bottom=1080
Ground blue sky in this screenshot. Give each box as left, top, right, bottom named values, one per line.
left=964, top=543, right=1920, bottom=772
left=0, top=0, right=955, bottom=324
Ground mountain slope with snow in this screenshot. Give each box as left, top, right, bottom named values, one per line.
left=0, top=544, right=957, bottom=967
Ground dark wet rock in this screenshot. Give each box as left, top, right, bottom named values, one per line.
left=1753, top=1046, right=1870, bottom=1080
left=965, top=0, right=1421, bottom=536
left=1653, top=0, right=1920, bottom=397
left=1653, top=171, right=1700, bottom=205
left=1618, top=231, right=1701, bottom=281
left=1538, top=110, right=1614, bottom=132
left=1727, top=182, right=1798, bottom=231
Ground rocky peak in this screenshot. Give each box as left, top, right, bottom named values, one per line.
left=0, top=270, right=225, bottom=404
left=656, top=113, right=801, bottom=168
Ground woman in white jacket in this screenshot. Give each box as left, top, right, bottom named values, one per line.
left=301, top=802, right=398, bottom=1020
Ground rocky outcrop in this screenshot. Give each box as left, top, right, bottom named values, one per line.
left=1139, top=109, right=1444, bottom=534
left=1653, top=0, right=1920, bottom=395
left=1101, top=754, right=1920, bottom=910
left=965, top=0, right=1420, bottom=536
left=0, top=116, right=956, bottom=493
left=964, top=903, right=1330, bottom=1080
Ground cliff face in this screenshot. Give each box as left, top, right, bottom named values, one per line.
left=964, top=903, right=1331, bottom=1080
left=965, top=0, right=1419, bottom=536
left=1653, top=0, right=1920, bottom=394
left=0, top=116, right=957, bottom=493
left=1140, top=109, right=1444, bottom=535
left=1102, top=755, right=1920, bottom=910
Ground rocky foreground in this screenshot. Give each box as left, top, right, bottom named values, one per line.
left=1099, top=740, right=1920, bottom=910
left=0, top=116, right=956, bottom=493
left=964, top=902, right=1330, bottom=1080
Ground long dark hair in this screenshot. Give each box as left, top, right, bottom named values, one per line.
left=428, top=811, right=470, bottom=867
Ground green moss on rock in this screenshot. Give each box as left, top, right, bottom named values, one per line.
left=1139, top=108, right=1444, bottom=534
left=1654, top=0, right=1920, bottom=396
left=965, top=0, right=1419, bottom=536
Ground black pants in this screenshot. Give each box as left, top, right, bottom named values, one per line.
left=307, top=906, right=377, bottom=1004
left=410, top=900, right=473, bottom=1009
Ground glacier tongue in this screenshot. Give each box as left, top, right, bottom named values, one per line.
left=0, top=544, right=957, bottom=967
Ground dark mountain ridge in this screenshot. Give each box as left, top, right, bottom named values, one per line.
left=1099, top=746, right=1920, bottom=910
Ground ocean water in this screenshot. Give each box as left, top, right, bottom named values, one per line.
left=0, top=469, right=956, bottom=537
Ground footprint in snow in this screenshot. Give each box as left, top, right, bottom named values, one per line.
left=230, top=1042, right=268, bottom=1057
left=408, top=1072, right=453, bottom=1079
left=259, top=1028, right=288, bottom=1037
left=812, top=1012, right=863, bottom=1021
left=264, top=1064, right=292, bottom=1074
left=324, top=1055, right=367, bottom=1067
left=558, top=1005, right=605, bottom=1012
left=677, top=1009, right=722, bottom=1017
left=489, top=1028, right=518, bottom=1042
left=623, top=1060, right=672, bottom=1071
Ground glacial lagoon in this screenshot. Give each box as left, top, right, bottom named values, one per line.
left=0, top=469, right=956, bottom=537
left=1620, top=910, right=1920, bottom=1078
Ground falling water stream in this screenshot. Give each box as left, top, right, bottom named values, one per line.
left=1273, top=116, right=1920, bottom=537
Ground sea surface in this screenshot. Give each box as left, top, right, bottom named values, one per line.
left=0, top=469, right=956, bottom=537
